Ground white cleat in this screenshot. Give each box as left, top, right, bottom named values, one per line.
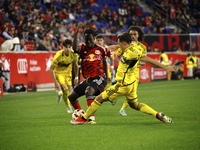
left=156, top=112, right=174, bottom=123
left=119, top=108, right=127, bottom=116
left=67, top=106, right=73, bottom=113
left=57, top=90, right=63, bottom=103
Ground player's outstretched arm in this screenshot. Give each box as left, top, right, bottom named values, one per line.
left=73, top=61, right=79, bottom=86
left=108, top=45, right=120, bottom=51
left=72, top=22, right=83, bottom=52
left=141, top=56, right=177, bottom=73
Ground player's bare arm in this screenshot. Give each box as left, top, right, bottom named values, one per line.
left=108, top=45, right=120, bottom=51
left=49, top=65, right=61, bottom=90
left=141, top=56, right=177, bottom=73
left=103, top=57, right=108, bottom=81
left=72, top=22, right=83, bottom=52
left=73, top=61, right=79, bottom=86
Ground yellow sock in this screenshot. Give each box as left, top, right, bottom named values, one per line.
left=63, top=88, right=71, bottom=107
left=137, top=103, right=157, bottom=116
left=83, top=100, right=101, bottom=119
left=121, top=99, right=129, bottom=109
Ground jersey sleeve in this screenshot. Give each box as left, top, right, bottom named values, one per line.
left=116, top=48, right=123, bottom=57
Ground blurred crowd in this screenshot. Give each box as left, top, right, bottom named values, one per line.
left=0, top=0, right=199, bottom=51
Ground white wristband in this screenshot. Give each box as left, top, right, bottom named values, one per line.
left=75, top=77, right=78, bottom=79
left=111, top=66, right=114, bottom=69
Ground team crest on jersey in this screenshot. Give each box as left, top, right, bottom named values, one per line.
left=134, top=51, right=139, bottom=54
left=95, top=50, right=100, bottom=54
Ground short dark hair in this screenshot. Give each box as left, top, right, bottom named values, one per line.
left=127, top=26, right=145, bottom=42
left=84, top=28, right=98, bottom=37
left=117, top=32, right=132, bottom=44
left=62, top=39, right=72, bottom=47
left=95, top=35, right=104, bottom=39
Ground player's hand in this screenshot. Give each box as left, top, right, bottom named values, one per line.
left=74, top=78, right=78, bottom=86
left=76, top=22, right=83, bottom=33
left=166, top=65, right=177, bottom=73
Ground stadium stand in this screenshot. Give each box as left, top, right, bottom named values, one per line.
left=0, top=0, right=199, bottom=51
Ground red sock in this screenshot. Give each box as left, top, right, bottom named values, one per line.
left=86, top=99, right=94, bottom=107
left=87, top=99, right=95, bottom=116
left=71, top=101, right=82, bottom=110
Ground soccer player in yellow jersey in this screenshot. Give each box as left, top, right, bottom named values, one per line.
left=70, top=32, right=177, bottom=124
left=118, top=26, right=147, bottom=116
left=50, top=39, right=79, bottom=113
left=108, top=26, right=147, bottom=116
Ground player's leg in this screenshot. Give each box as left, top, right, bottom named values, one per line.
left=60, top=83, right=73, bottom=113
left=85, top=86, right=96, bottom=123
left=127, top=84, right=173, bottom=123
left=68, top=80, right=87, bottom=110
left=119, top=99, right=128, bottom=116
left=119, top=79, right=139, bottom=116
left=70, top=82, right=125, bottom=124
left=85, top=76, right=107, bottom=123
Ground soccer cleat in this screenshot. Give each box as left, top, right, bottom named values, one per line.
left=156, top=112, right=174, bottom=123
left=87, top=116, right=97, bottom=124
left=57, top=90, right=63, bottom=103
left=67, top=106, right=73, bottom=113
left=119, top=108, right=127, bottom=116
left=88, top=120, right=97, bottom=124
left=70, top=117, right=88, bottom=125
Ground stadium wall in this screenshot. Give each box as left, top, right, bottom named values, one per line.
left=0, top=51, right=200, bottom=90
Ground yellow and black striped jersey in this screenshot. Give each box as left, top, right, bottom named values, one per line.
left=116, top=42, right=147, bottom=85
left=51, top=49, right=78, bottom=75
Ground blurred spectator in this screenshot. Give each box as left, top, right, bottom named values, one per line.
left=89, top=20, right=97, bottom=30
left=16, top=39, right=26, bottom=51
left=185, top=40, right=190, bottom=51
left=170, top=4, right=176, bottom=24
left=35, top=41, right=48, bottom=51
left=193, top=66, right=200, bottom=79
left=118, top=3, right=128, bottom=17
left=0, top=37, right=20, bottom=51
left=186, top=53, right=194, bottom=78
left=171, top=60, right=184, bottom=80
left=189, top=16, right=197, bottom=28
left=147, top=46, right=153, bottom=52
left=190, top=43, right=198, bottom=51
left=2, top=27, right=13, bottom=40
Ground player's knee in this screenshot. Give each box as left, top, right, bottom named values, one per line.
left=85, top=87, right=95, bottom=97
left=128, top=101, right=138, bottom=110
left=68, top=91, right=79, bottom=103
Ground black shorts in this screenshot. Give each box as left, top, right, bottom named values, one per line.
left=74, top=76, right=106, bottom=97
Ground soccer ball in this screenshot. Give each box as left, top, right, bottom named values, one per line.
left=72, top=109, right=85, bottom=120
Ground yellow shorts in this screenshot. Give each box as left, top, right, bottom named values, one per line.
left=102, top=79, right=139, bottom=103
left=55, top=74, right=72, bottom=85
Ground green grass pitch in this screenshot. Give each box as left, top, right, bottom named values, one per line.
left=0, top=80, right=200, bottom=150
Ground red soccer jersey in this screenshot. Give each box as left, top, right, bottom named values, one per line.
left=79, top=44, right=107, bottom=79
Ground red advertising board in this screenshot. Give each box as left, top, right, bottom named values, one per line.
left=151, top=67, right=167, bottom=80
left=139, top=66, right=151, bottom=83
left=0, top=52, right=199, bottom=87
left=0, top=52, right=56, bottom=86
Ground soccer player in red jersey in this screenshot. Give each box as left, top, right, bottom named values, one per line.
left=68, top=22, right=108, bottom=124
